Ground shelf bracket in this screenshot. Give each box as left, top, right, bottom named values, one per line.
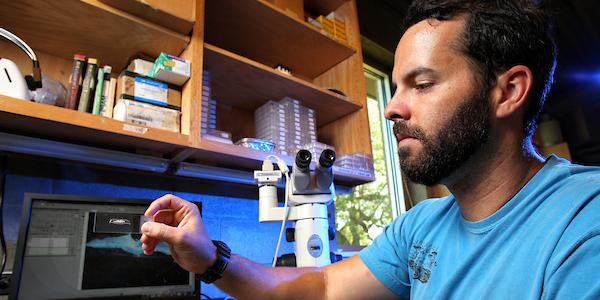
left=165, top=148, right=197, bottom=175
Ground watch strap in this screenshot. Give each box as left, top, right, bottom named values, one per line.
left=198, top=240, right=231, bottom=284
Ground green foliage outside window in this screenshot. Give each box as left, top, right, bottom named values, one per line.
left=335, top=99, right=393, bottom=246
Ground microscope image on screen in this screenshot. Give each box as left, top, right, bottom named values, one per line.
left=81, top=212, right=188, bottom=290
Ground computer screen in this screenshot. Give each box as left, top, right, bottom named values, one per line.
left=10, top=194, right=199, bottom=300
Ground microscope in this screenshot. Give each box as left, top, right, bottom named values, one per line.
left=254, top=149, right=337, bottom=267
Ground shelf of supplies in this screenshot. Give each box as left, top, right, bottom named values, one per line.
left=0, top=0, right=190, bottom=71
left=203, top=43, right=361, bottom=127
left=0, top=96, right=189, bottom=154
left=334, top=167, right=376, bottom=186
left=193, top=140, right=374, bottom=187
left=195, top=139, right=293, bottom=170
left=305, top=0, right=349, bottom=15
left=204, top=0, right=355, bottom=80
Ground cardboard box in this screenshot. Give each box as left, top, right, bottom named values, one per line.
left=127, top=59, right=154, bottom=76
left=117, top=71, right=181, bottom=109
left=113, top=98, right=180, bottom=132
left=148, top=53, right=191, bottom=86
left=266, top=0, right=304, bottom=20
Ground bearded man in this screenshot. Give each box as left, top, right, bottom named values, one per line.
left=140, top=1, right=600, bottom=299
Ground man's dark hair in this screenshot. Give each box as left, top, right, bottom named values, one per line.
left=404, top=0, right=557, bottom=139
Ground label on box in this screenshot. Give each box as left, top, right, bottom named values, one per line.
left=167, top=54, right=190, bottom=75
left=114, top=99, right=180, bottom=132
left=134, top=77, right=168, bottom=104
left=123, top=123, right=148, bottom=134
left=149, top=53, right=191, bottom=86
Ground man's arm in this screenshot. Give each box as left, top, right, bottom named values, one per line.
left=140, top=194, right=397, bottom=300
left=216, top=254, right=397, bottom=300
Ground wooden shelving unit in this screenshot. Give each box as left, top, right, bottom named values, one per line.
left=98, top=0, right=196, bottom=34
left=0, top=95, right=189, bottom=154
left=0, top=0, right=189, bottom=71
left=192, top=140, right=374, bottom=187
left=0, top=0, right=374, bottom=187
left=204, top=0, right=355, bottom=79
left=203, top=43, right=360, bottom=126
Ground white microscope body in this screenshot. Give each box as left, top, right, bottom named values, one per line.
left=255, top=149, right=336, bottom=267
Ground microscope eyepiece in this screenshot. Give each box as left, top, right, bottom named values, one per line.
left=319, top=149, right=336, bottom=169
left=295, top=149, right=312, bottom=172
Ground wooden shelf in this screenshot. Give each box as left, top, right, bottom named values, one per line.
left=0, top=96, right=372, bottom=186
left=203, top=43, right=361, bottom=126
left=98, top=0, right=196, bottom=35
left=195, top=140, right=293, bottom=170
left=0, top=0, right=190, bottom=71
left=193, top=140, right=374, bottom=187
left=0, top=0, right=373, bottom=187
left=0, top=96, right=189, bottom=154
left=204, top=0, right=355, bottom=79
left=305, top=0, right=349, bottom=16
left=334, top=167, right=376, bottom=186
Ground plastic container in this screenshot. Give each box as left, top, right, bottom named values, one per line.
left=235, top=138, right=276, bottom=152
left=31, top=74, right=67, bottom=107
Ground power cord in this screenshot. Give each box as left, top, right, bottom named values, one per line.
left=0, top=28, right=37, bottom=61
left=0, top=27, right=42, bottom=89
left=264, top=155, right=290, bottom=267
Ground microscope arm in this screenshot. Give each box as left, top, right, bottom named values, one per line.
left=259, top=202, right=328, bottom=223
left=258, top=184, right=331, bottom=222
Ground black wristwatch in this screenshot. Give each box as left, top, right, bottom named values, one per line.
left=198, top=240, right=231, bottom=284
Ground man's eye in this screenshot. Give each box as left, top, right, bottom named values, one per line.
left=415, top=82, right=434, bottom=91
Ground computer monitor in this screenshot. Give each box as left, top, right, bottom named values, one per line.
left=10, top=193, right=199, bottom=300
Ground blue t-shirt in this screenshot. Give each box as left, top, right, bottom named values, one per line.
left=359, top=156, right=600, bottom=299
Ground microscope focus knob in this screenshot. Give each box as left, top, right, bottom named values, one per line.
left=286, top=228, right=295, bottom=242
left=276, top=253, right=297, bottom=267
left=328, top=226, right=336, bottom=241
left=330, top=252, right=343, bottom=263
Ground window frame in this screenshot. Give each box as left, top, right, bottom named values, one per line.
left=364, top=64, right=406, bottom=218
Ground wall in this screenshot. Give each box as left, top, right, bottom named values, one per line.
left=0, top=153, right=304, bottom=299
left=356, top=0, right=407, bottom=69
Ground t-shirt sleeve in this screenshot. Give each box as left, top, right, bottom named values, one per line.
left=543, top=232, right=600, bottom=299
left=359, top=213, right=411, bottom=298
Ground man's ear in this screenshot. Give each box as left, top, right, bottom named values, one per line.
left=490, top=65, right=533, bottom=118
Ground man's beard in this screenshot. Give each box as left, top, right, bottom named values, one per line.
left=394, top=89, right=490, bottom=186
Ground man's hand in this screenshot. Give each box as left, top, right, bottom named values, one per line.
left=140, top=194, right=216, bottom=274
left=140, top=196, right=395, bottom=300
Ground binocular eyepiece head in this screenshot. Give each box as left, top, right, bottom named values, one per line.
left=319, top=149, right=336, bottom=169
left=292, top=149, right=336, bottom=192
left=295, top=149, right=312, bottom=172
left=294, top=149, right=336, bottom=172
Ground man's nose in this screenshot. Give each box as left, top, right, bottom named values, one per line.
left=384, top=90, right=410, bottom=122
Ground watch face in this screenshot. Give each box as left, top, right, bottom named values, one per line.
left=214, top=240, right=232, bottom=258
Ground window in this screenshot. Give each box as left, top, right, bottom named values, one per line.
left=335, top=64, right=407, bottom=247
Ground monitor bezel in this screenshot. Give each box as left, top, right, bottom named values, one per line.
left=10, top=193, right=201, bottom=300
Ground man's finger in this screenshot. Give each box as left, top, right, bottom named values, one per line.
left=145, top=194, right=187, bottom=217
left=141, top=221, right=179, bottom=245
left=141, top=235, right=159, bottom=251
left=141, top=241, right=155, bottom=255
left=153, top=209, right=176, bottom=225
